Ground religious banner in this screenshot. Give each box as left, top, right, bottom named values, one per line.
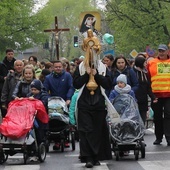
left=79, top=11, right=101, bottom=37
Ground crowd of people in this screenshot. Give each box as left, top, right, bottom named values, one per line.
left=0, top=40, right=169, bottom=168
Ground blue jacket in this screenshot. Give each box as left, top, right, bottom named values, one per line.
left=109, top=89, right=136, bottom=103
left=43, top=71, right=74, bottom=101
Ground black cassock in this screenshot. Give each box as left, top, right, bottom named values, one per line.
left=73, top=66, right=112, bottom=161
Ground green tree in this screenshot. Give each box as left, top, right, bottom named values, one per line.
left=0, top=0, right=104, bottom=61
left=0, top=0, right=50, bottom=59
left=105, top=0, right=170, bottom=55
left=41, top=0, right=99, bottom=61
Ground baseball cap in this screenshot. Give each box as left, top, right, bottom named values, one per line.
left=158, top=44, right=168, bottom=51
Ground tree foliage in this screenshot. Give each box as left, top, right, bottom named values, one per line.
left=0, top=0, right=50, bottom=55
left=105, top=0, right=170, bottom=55
left=41, top=0, right=98, bottom=60
left=0, top=0, right=103, bottom=61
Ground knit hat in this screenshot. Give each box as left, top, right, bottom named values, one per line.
left=30, top=79, right=43, bottom=91
left=135, top=56, right=146, bottom=69
left=116, top=74, right=127, bottom=84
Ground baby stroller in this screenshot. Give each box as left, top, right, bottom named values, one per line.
left=109, top=94, right=146, bottom=161
left=48, top=96, right=75, bottom=152
left=0, top=98, right=48, bottom=164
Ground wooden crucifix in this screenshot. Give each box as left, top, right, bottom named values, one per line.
left=44, top=16, right=70, bottom=60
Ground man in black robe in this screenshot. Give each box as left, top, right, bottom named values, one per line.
left=73, top=59, right=112, bottom=168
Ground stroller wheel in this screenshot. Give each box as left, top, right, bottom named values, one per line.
left=140, top=141, right=145, bottom=158
left=134, top=150, right=139, bottom=160
left=45, top=140, right=50, bottom=153
left=23, top=151, right=28, bottom=164
left=71, top=132, right=75, bottom=151
left=38, top=143, right=46, bottom=162
left=61, top=140, right=64, bottom=152
left=0, top=151, right=8, bottom=164
left=115, top=151, right=119, bottom=161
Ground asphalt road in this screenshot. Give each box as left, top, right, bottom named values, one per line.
left=1, top=126, right=170, bottom=170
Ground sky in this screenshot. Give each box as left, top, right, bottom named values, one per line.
left=34, top=0, right=106, bottom=12
left=33, top=0, right=49, bottom=12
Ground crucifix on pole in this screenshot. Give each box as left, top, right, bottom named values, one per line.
left=44, top=16, right=70, bottom=60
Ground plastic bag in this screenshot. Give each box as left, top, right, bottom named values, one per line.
left=147, top=107, right=154, bottom=119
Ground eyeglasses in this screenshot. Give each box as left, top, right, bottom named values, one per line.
left=158, top=49, right=166, bottom=53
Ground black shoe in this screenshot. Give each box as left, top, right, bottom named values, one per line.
left=78, top=155, right=86, bottom=163
left=167, top=140, right=170, bottom=146
left=85, top=161, right=93, bottom=168
left=93, top=160, right=100, bottom=166
left=153, top=139, right=162, bottom=145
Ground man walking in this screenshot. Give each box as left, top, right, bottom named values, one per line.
left=43, top=60, right=74, bottom=149
left=147, top=44, right=170, bottom=145
left=1, top=60, right=24, bottom=117
left=0, top=49, right=16, bottom=117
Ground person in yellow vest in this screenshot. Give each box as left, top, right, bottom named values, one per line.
left=147, top=44, right=170, bottom=145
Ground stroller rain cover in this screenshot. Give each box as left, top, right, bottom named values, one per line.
left=0, top=98, right=48, bottom=139
left=110, top=94, right=145, bottom=143
left=48, top=96, right=69, bottom=125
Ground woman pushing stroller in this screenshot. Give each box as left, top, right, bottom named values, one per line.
left=109, top=74, right=145, bottom=157
left=12, top=65, right=49, bottom=145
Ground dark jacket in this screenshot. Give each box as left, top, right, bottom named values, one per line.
left=73, top=67, right=112, bottom=110
left=111, top=66, right=138, bottom=92
left=27, top=90, right=49, bottom=109
left=1, top=71, right=22, bottom=105
left=12, top=79, right=34, bottom=99
left=0, top=57, right=16, bottom=93
left=133, top=66, right=156, bottom=111
left=43, top=71, right=74, bottom=101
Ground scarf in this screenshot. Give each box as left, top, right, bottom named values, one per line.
left=134, top=66, right=148, bottom=82
left=114, top=84, right=131, bottom=94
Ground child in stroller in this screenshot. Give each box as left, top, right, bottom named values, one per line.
left=27, top=79, right=49, bottom=143
left=109, top=74, right=136, bottom=103
left=48, top=96, right=74, bottom=151
left=109, top=74, right=145, bottom=160
left=0, top=98, right=49, bottom=164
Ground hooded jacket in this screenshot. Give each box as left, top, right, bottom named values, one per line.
left=0, top=57, right=16, bottom=92
left=133, top=65, right=156, bottom=111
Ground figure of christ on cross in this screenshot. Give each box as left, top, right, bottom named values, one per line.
left=44, top=16, right=70, bottom=60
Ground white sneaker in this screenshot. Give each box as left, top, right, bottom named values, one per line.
left=30, top=156, right=38, bottom=162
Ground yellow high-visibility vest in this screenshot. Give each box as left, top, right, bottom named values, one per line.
left=148, top=58, right=170, bottom=93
